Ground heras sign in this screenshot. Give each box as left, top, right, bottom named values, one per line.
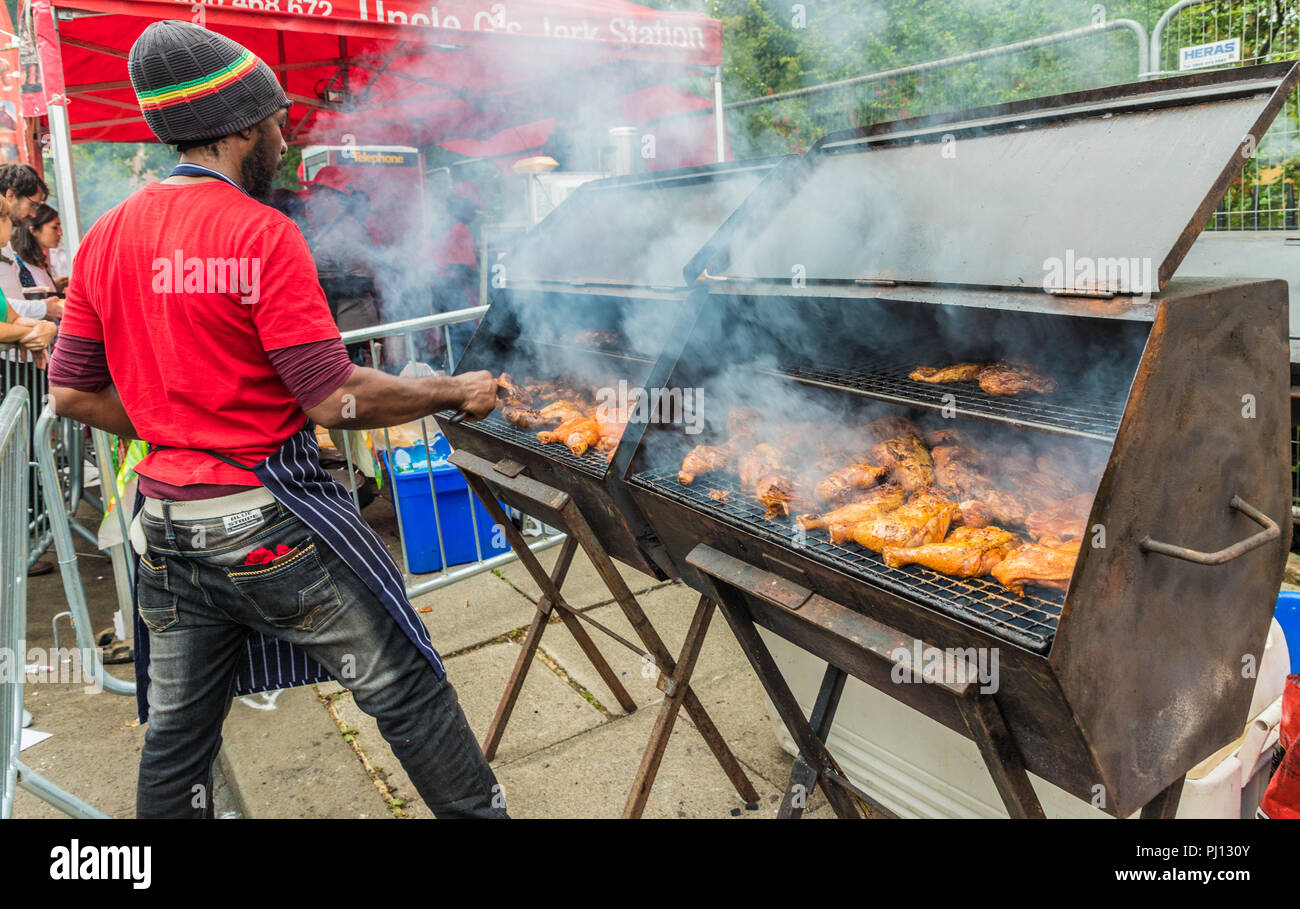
left=1179, top=38, right=1242, bottom=71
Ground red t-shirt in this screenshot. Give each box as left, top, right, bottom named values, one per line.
left=58, top=181, right=341, bottom=488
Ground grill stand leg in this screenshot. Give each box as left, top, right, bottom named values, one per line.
left=956, top=692, right=1046, bottom=819
left=462, top=475, right=639, bottom=762
left=1139, top=778, right=1184, bottom=819
left=554, top=499, right=761, bottom=817
left=777, top=663, right=848, bottom=819
left=689, top=545, right=1044, bottom=820
left=481, top=534, right=580, bottom=761
left=455, top=458, right=759, bottom=817
left=701, top=576, right=865, bottom=819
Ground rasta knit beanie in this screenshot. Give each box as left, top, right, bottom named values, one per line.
left=128, top=20, right=289, bottom=145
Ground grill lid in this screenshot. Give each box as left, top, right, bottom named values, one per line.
left=700, top=63, right=1299, bottom=296
left=505, top=158, right=786, bottom=290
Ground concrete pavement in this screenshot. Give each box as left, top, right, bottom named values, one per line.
left=15, top=490, right=822, bottom=819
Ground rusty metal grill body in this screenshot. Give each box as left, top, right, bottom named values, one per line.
left=439, top=159, right=787, bottom=579
left=621, top=65, right=1299, bottom=817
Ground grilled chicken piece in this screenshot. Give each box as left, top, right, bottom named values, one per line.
left=931, top=444, right=985, bottom=494
left=871, top=436, right=935, bottom=493
left=1005, top=468, right=1079, bottom=514
left=738, top=443, right=785, bottom=492
left=706, top=488, right=731, bottom=504
left=909, top=363, right=985, bottom=384
left=925, top=428, right=967, bottom=448
left=797, top=484, right=906, bottom=534
left=992, top=539, right=1082, bottom=596
left=869, top=416, right=924, bottom=443
left=956, top=490, right=1029, bottom=529
left=496, top=372, right=531, bottom=405
left=594, top=402, right=632, bottom=453
left=538, top=400, right=588, bottom=424
left=976, top=361, right=1059, bottom=396
left=678, top=445, right=730, bottom=485
left=502, top=405, right=546, bottom=429
left=1025, top=493, right=1093, bottom=545
left=814, top=462, right=888, bottom=502
left=846, top=494, right=960, bottom=553
left=756, top=473, right=799, bottom=520
left=537, top=416, right=602, bottom=457
left=882, top=525, right=1022, bottom=576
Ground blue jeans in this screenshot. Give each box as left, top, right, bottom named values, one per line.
left=134, top=499, right=506, bottom=818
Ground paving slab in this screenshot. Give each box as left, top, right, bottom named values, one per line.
left=438, top=642, right=608, bottom=767
left=324, top=642, right=608, bottom=817
left=408, top=567, right=539, bottom=656
left=496, top=541, right=668, bottom=609
left=219, top=685, right=382, bottom=818
left=536, top=582, right=750, bottom=712
left=492, top=699, right=782, bottom=818
left=11, top=675, right=143, bottom=819
left=683, top=665, right=830, bottom=816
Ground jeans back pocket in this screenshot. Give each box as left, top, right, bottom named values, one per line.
left=226, top=540, right=345, bottom=632
left=137, top=552, right=180, bottom=633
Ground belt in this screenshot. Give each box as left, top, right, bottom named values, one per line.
left=142, top=486, right=276, bottom=521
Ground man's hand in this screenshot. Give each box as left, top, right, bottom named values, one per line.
left=454, top=370, right=497, bottom=422
left=19, top=319, right=56, bottom=350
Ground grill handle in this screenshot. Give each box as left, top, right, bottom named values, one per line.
left=1139, top=496, right=1279, bottom=565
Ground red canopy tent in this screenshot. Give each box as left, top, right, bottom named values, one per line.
left=25, top=0, right=727, bottom=248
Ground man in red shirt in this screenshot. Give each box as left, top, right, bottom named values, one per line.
left=49, top=21, right=504, bottom=818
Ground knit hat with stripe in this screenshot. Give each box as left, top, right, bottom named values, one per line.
left=128, top=21, right=289, bottom=145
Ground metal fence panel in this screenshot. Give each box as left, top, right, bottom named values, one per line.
left=335, top=307, right=566, bottom=597
left=1155, top=0, right=1300, bottom=229
left=1, top=386, right=29, bottom=818
left=714, top=20, right=1148, bottom=159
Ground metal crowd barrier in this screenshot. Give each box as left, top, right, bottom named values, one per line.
left=33, top=405, right=134, bottom=698
left=337, top=307, right=566, bottom=598
left=1, top=386, right=106, bottom=818
left=1, top=348, right=91, bottom=570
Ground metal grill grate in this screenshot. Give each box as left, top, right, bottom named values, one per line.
left=762, top=356, right=1128, bottom=441
left=448, top=410, right=611, bottom=479
left=632, top=467, right=1065, bottom=653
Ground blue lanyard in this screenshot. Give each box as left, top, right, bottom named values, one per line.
left=168, top=163, right=247, bottom=196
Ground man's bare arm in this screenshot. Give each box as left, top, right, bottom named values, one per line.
left=49, top=384, right=139, bottom=439
left=305, top=367, right=496, bottom=430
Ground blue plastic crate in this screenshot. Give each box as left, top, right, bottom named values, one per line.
left=382, top=434, right=509, bottom=573
left=1276, top=591, right=1300, bottom=674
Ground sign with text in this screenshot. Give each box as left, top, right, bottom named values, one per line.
left=1179, top=37, right=1242, bottom=71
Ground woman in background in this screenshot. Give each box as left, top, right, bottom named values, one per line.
left=12, top=203, right=67, bottom=296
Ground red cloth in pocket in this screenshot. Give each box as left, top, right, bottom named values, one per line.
left=243, top=545, right=292, bottom=566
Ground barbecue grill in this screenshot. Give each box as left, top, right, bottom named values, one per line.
left=438, top=158, right=787, bottom=578
left=622, top=63, right=1299, bottom=818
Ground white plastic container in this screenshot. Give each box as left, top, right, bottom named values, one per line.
left=760, top=619, right=1290, bottom=818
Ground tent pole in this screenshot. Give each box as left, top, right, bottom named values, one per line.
left=713, top=66, right=725, bottom=163
left=46, top=101, right=82, bottom=258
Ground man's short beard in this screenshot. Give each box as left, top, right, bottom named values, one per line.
left=240, top=138, right=280, bottom=202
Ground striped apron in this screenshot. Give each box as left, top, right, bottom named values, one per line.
left=130, top=425, right=444, bottom=723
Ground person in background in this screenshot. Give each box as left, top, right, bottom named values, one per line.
left=12, top=204, right=66, bottom=296
left=0, top=164, right=60, bottom=320
left=0, top=195, right=54, bottom=360
left=0, top=192, right=57, bottom=578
